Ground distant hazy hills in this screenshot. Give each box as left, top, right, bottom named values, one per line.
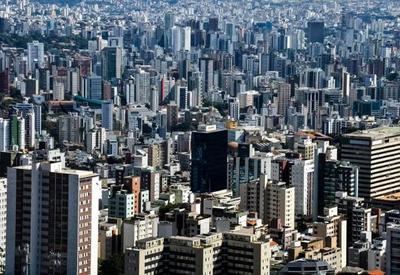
left=34, top=0, right=179, bottom=5
left=35, top=0, right=80, bottom=5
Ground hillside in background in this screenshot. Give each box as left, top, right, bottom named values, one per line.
left=35, top=0, right=80, bottom=5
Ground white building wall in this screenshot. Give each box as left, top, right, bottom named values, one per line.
left=291, top=159, right=314, bottom=216
left=90, top=176, right=100, bottom=275
left=0, top=119, right=10, bottom=151
left=0, top=178, right=7, bottom=267
left=5, top=169, right=16, bottom=275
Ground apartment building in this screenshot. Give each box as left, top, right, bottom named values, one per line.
left=6, top=150, right=99, bottom=275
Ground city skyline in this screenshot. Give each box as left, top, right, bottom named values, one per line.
left=0, top=0, right=399, bottom=274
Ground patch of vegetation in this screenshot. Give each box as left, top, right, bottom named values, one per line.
left=171, top=122, right=196, bottom=132
left=98, top=254, right=124, bottom=275
left=0, top=33, right=88, bottom=51
left=203, top=99, right=228, bottom=116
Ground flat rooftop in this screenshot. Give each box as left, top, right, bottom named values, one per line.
left=375, top=192, right=400, bottom=201
left=14, top=165, right=97, bottom=178
left=343, top=127, right=400, bottom=140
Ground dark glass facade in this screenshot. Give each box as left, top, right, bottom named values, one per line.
left=191, top=130, right=227, bottom=193
left=307, top=21, right=325, bottom=44
left=317, top=155, right=358, bottom=215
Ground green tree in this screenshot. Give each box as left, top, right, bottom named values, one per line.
left=387, top=72, right=399, bottom=81
left=98, top=254, right=124, bottom=275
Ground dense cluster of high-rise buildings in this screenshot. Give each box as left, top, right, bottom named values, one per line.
left=0, top=0, right=399, bottom=274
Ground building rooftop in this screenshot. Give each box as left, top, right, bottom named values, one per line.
left=375, top=192, right=400, bottom=201
left=280, top=259, right=334, bottom=274
left=343, top=126, right=400, bottom=140
left=14, top=164, right=96, bottom=176
left=62, top=168, right=98, bottom=178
